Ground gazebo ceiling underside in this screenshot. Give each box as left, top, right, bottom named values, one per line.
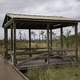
left=15, top=20, right=76, bottom=29
left=3, top=13, right=80, bottom=29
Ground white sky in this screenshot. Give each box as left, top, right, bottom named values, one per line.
left=0, top=0, right=80, bottom=39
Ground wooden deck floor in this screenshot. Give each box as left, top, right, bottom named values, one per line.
left=17, top=55, right=75, bottom=70
left=0, top=55, right=28, bottom=80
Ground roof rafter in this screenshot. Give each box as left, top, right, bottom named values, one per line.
left=3, top=19, right=13, bottom=28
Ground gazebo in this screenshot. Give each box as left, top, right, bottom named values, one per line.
left=2, top=13, right=80, bottom=66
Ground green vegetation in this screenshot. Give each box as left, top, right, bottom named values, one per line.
left=25, top=66, right=80, bottom=80
left=0, top=40, right=4, bottom=55
left=0, top=30, right=80, bottom=80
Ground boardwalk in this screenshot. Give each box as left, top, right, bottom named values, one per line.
left=17, top=52, right=75, bottom=70
left=0, top=55, right=28, bottom=80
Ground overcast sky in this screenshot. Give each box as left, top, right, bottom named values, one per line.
left=0, top=0, right=80, bottom=39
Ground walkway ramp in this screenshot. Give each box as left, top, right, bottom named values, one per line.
left=0, top=56, right=28, bottom=80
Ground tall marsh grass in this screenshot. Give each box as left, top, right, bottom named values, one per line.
left=24, top=66, right=80, bottom=80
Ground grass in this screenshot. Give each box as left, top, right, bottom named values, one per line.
left=24, top=66, right=80, bottom=80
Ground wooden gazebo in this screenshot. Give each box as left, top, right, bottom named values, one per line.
left=2, top=13, right=80, bottom=66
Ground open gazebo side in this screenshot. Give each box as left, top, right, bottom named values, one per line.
left=2, top=13, right=80, bottom=66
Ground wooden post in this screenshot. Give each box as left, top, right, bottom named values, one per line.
left=75, top=23, right=78, bottom=62
left=11, top=28, right=13, bottom=50
left=47, top=26, right=49, bottom=53
left=29, top=28, right=32, bottom=57
left=13, top=23, right=17, bottom=65
left=4, top=28, right=8, bottom=59
left=47, top=25, right=50, bottom=63
left=11, top=27, right=14, bottom=63
left=60, top=27, right=64, bottom=57
left=50, top=29, right=52, bottom=51
left=60, top=27, right=63, bottom=48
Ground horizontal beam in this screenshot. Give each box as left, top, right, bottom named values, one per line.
left=15, top=20, right=76, bottom=25
left=14, top=18, right=80, bottom=23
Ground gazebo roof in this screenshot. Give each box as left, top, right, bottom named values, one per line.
left=5, top=13, right=74, bottom=20
left=2, top=13, right=80, bottom=29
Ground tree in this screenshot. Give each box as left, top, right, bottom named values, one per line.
left=40, top=31, right=45, bottom=40
left=18, top=31, right=22, bottom=40
left=66, top=30, right=71, bottom=37
left=52, top=31, right=56, bottom=40
left=65, top=29, right=71, bottom=48
left=44, top=32, right=47, bottom=40
left=39, top=32, right=41, bottom=41
left=31, top=31, right=36, bottom=40
left=23, top=32, right=26, bottom=40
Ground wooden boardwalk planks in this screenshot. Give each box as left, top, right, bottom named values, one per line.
left=0, top=56, right=28, bottom=80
